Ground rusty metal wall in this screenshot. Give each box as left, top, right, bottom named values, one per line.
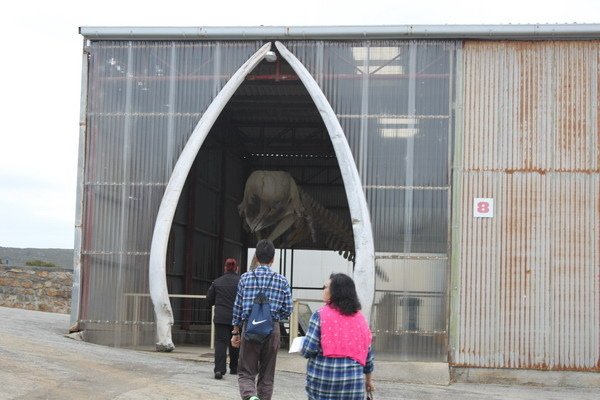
left=451, top=41, right=600, bottom=370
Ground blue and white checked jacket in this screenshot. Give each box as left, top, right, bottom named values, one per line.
left=232, top=265, right=293, bottom=327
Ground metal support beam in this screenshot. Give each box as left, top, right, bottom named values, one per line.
left=81, top=24, right=600, bottom=41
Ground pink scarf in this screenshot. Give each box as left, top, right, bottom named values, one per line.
left=319, top=304, right=372, bottom=366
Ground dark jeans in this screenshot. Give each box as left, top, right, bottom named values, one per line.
left=214, top=323, right=239, bottom=374
left=237, top=322, right=280, bottom=400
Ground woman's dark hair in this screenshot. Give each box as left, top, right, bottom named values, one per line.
left=328, top=273, right=361, bottom=315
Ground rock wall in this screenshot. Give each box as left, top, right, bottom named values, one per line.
left=0, top=265, right=72, bottom=314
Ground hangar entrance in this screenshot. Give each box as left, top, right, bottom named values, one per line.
left=148, top=40, right=452, bottom=363
left=165, top=49, right=355, bottom=345
left=79, top=38, right=452, bottom=362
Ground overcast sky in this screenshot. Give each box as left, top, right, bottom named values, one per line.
left=0, top=0, right=598, bottom=249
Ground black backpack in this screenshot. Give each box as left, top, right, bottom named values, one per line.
left=244, top=271, right=276, bottom=343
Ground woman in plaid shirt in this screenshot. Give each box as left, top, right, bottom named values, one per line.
left=301, top=273, right=375, bottom=399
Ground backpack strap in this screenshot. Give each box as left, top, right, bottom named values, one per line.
left=252, top=269, right=276, bottom=294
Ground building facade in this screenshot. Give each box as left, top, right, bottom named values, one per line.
left=72, top=25, right=599, bottom=372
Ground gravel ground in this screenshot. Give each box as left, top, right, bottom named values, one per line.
left=0, top=306, right=597, bottom=400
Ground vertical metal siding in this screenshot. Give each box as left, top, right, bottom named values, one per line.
left=454, top=41, right=600, bottom=370
left=79, top=41, right=263, bottom=346
left=285, top=40, right=457, bottom=361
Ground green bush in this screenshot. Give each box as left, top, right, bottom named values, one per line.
left=25, top=260, right=59, bottom=268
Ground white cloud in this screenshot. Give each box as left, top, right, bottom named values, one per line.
left=0, top=0, right=598, bottom=248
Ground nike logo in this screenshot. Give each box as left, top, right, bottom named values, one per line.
left=251, top=319, right=267, bottom=325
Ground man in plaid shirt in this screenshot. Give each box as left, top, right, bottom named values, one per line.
left=231, top=239, right=292, bottom=400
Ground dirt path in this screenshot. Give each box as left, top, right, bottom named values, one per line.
left=0, top=307, right=597, bottom=400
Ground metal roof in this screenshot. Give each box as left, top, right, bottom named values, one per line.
left=80, top=24, right=600, bottom=41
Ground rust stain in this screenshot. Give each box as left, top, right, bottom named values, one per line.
left=517, top=44, right=539, bottom=171
left=556, top=42, right=590, bottom=160
left=466, top=168, right=597, bottom=174
left=504, top=168, right=548, bottom=175
left=458, top=40, right=599, bottom=372
left=598, top=47, right=600, bottom=170
left=449, top=362, right=600, bottom=372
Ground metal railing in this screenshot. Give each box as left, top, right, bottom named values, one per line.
left=122, top=295, right=315, bottom=349
left=289, top=299, right=314, bottom=340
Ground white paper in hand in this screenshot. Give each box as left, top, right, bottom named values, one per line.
left=288, top=336, right=305, bottom=353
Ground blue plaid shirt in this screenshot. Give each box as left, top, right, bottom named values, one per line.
left=301, top=311, right=374, bottom=399
left=231, top=265, right=293, bottom=327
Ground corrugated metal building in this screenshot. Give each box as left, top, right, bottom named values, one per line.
left=453, top=40, right=600, bottom=371
left=72, top=25, right=599, bottom=374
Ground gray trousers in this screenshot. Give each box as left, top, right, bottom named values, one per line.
left=237, top=322, right=281, bottom=400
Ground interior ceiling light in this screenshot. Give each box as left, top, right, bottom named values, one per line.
left=380, top=128, right=418, bottom=138
left=379, top=117, right=417, bottom=125
left=265, top=51, right=277, bottom=62
left=378, top=117, right=418, bottom=138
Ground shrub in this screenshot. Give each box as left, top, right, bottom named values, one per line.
left=25, top=260, right=59, bottom=268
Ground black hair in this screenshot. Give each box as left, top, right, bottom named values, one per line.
left=255, top=239, right=275, bottom=264
left=328, top=273, right=361, bottom=315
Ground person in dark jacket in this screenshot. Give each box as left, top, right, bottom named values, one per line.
left=207, top=258, right=241, bottom=379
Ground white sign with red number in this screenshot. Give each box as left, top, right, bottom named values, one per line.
left=473, top=198, right=494, bottom=218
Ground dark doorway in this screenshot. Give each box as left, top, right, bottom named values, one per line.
left=166, top=51, right=353, bottom=345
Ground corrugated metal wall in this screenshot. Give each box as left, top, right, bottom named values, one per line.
left=79, top=36, right=600, bottom=365
left=79, top=41, right=263, bottom=346
left=452, top=41, right=600, bottom=370
left=285, top=40, right=457, bottom=361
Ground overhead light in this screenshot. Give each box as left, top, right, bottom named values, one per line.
left=265, top=51, right=277, bottom=62
left=378, top=117, right=418, bottom=138
left=379, top=117, right=417, bottom=125
left=380, top=128, right=418, bottom=138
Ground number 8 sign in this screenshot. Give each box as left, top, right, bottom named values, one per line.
left=473, top=198, right=494, bottom=218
